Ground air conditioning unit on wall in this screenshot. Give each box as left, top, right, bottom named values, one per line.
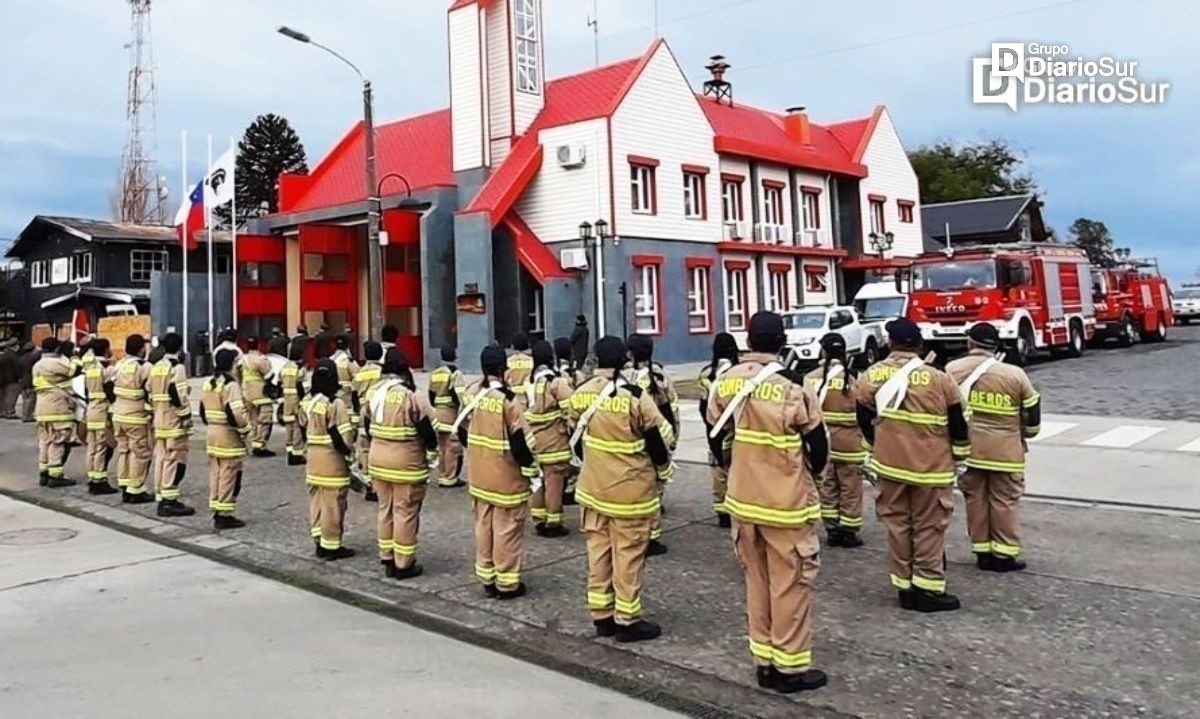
left=556, top=143, right=587, bottom=168
left=560, top=247, right=589, bottom=270
left=723, top=221, right=747, bottom=241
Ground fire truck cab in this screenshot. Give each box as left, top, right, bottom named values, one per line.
left=904, top=244, right=1095, bottom=365
left=1090, top=262, right=1173, bottom=346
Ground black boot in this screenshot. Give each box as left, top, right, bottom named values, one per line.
left=252, top=448, right=277, bottom=458
left=990, top=555, right=1027, bottom=573
left=839, top=530, right=864, bottom=548
left=593, top=617, right=617, bottom=638
left=316, top=543, right=328, bottom=559
left=496, top=583, right=527, bottom=600
left=213, top=514, right=246, bottom=530
left=287, top=455, right=307, bottom=466
left=914, top=588, right=961, bottom=613
left=975, top=553, right=996, bottom=571
left=46, top=475, right=77, bottom=488
left=157, top=499, right=196, bottom=517
left=756, top=666, right=778, bottom=689
left=483, top=584, right=499, bottom=598
left=717, top=512, right=731, bottom=529
left=323, top=546, right=356, bottom=561
left=541, top=524, right=570, bottom=538
left=898, top=589, right=916, bottom=611
left=614, top=619, right=662, bottom=644
left=533, top=522, right=547, bottom=537
left=562, top=489, right=577, bottom=506
left=88, top=481, right=118, bottom=496
left=773, top=669, right=828, bottom=694
left=38, top=470, right=49, bottom=486
left=393, top=564, right=424, bottom=580
left=645, top=539, right=668, bottom=557
left=122, top=489, right=152, bottom=504
left=825, top=528, right=844, bottom=547
left=382, top=560, right=397, bottom=578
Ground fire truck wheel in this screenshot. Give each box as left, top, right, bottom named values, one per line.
left=1117, top=316, right=1137, bottom=348
left=1147, top=314, right=1168, bottom=343
left=1066, top=321, right=1086, bottom=358
left=1011, top=322, right=1035, bottom=366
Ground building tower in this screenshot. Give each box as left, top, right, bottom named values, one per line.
left=117, top=0, right=165, bottom=224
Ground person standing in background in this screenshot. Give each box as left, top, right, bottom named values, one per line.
left=0, top=339, right=21, bottom=419
left=81, top=338, right=118, bottom=495
left=201, top=349, right=251, bottom=530
left=32, top=337, right=76, bottom=488
left=570, top=315, right=590, bottom=376
left=111, top=335, right=154, bottom=504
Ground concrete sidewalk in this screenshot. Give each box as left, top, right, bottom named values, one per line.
left=0, top=423, right=1197, bottom=718
left=0, top=495, right=681, bottom=719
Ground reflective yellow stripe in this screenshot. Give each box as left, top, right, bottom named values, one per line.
left=839, top=515, right=864, bottom=528
left=434, top=396, right=455, bottom=406
left=155, top=428, right=190, bottom=439
left=575, top=489, right=660, bottom=518
left=1023, top=424, right=1041, bottom=438
left=204, top=411, right=228, bottom=423
left=869, top=458, right=956, bottom=486
left=468, top=484, right=531, bottom=508
left=207, top=446, right=247, bottom=458
left=829, top=449, right=868, bottom=463
left=520, top=466, right=540, bottom=478
left=524, top=410, right=563, bottom=424
left=972, top=541, right=992, bottom=553
left=33, top=377, right=53, bottom=389
left=112, top=414, right=150, bottom=425
left=369, top=465, right=429, bottom=483
left=114, top=388, right=146, bottom=399
left=991, top=541, right=1021, bottom=557
left=35, top=414, right=75, bottom=423
left=242, top=370, right=262, bottom=380
left=1022, top=392, right=1041, bottom=408
left=912, top=575, right=947, bottom=593
left=307, top=436, right=332, bottom=446
left=149, top=394, right=171, bottom=402
left=370, top=425, right=418, bottom=440
left=723, top=496, right=821, bottom=527
left=952, top=443, right=971, bottom=459
left=535, top=449, right=573, bottom=464
left=965, top=457, right=1026, bottom=472
left=890, top=573, right=912, bottom=589
left=587, top=591, right=615, bottom=609
left=748, top=639, right=773, bottom=660
left=880, top=408, right=947, bottom=426
left=583, top=435, right=646, bottom=454
left=614, top=595, right=642, bottom=615
left=393, top=543, right=418, bottom=557
left=336, top=423, right=354, bottom=436
left=86, top=421, right=108, bottom=430
left=770, top=647, right=812, bottom=668
left=475, top=564, right=497, bottom=582
left=656, top=463, right=676, bottom=482
left=468, top=434, right=510, bottom=452
left=967, top=403, right=1019, bottom=417
left=822, top=410, right=857, bottom=425
left=733, top=428, right=801, bottom=450
left=307, top=474, right=350, bottom=488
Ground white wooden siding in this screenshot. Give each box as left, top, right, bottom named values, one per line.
left=791, top=169, right=833, bottom=249
left=514, top=119, right=610, bottom=244
left=490, top=138, right=511, bottom=166
left=757, top=163, right=793, bottom=240
left=450, top=7, right=485, bottom=172
left=486, top=0, right=512, bottom=143
left=859, top=109, right=923, bottom=257
left=512, top=0, right=545, bottom=135
left=610, top=43, right=720, bottom=243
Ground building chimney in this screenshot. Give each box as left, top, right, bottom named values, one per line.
left=783, top=106, right=811, bottom=146
left=702, top=55, right=733, bottom=106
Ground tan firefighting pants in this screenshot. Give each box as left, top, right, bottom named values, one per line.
left=732, top=519, right=820, bottom=674
left=113, top=422, right=152, bottom=494
left=37, top=424, right=73, bottom=479
left=820, top=462, right=865, bottom=532
left=86, top=428, right=115, bottom=484
left=376, top=481, right=425, bottom=569
left=582, top=508, right=653, bottom=625
left=530, top=462, right=569, bottom=527
left=208, top=457, right=242, bottom=515
left=309, top=484, right=349, bottom=550
left=248, top=402, right=273, bottom=451
left=473, top=499, right=526, bottom=591
left=436, top=431, right=463, bottom=485
left=284, top=420, right=305, bottom=458
left=710, top=460, right=728, bottom=515
left=959, top=469, right=1024, bottom=558
left=650, top=486, right=665, bottom=541
left=875, top=480, right=954, bottom=593
left=153, top=436, right=189, bottom=501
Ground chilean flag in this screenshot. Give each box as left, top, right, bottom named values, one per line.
left=173, top=180, right=204, bottom=251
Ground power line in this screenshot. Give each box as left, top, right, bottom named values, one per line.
left=551, top=0, right=763, bottom=53
left=738, top=0, right=1093, bottom=74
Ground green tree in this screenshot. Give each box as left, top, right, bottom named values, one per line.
left=1068, top=218, right=1116, bottom=267
left=217, top=114, right=308, bottom=226
left=908, top=139, right=1036, bottom=204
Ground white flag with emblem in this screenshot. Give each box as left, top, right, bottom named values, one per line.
left=203, top=145, right=236, bottom=209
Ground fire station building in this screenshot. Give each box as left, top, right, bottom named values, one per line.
left=246, top=0, right=924, bottom=368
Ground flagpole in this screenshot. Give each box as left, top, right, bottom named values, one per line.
left=229, top=135, right=238, bottom=325
left=181, top=129, right=189, bottom=357
left=206, top=133, right=215, bottom=351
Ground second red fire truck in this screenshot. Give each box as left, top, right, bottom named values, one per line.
left=1089, top=262, right=1173, bottom=346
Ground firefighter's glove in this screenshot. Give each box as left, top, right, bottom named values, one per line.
left=656, top=461, right=677, bottom=485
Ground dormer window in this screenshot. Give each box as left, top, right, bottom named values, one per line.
left=515, top=0, right=540, bottom=94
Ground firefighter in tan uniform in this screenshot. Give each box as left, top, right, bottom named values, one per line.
left=697, top=332, right=739, bottom=528
left=148, top=333, right=196, bottom=517
left=553, top=336, right=584, bottom=507
left=81, top=339, right=119, bottom=495
left=201, top=349, right=250, bottom=529
left=330, top=334, right=359, bottom=416
left=299, top=359, right=358, bottom=560
left=568, top=336, right=674, bottom=643
left=804, top=334, right=867, bottom=548
left=112, top=335, right=154, bottom=503
left=456, top=345, right=540, bottom=599
left=626, top=335, right=679, bottom=556
left=429, top=346, right=467, bottom=487
left=32, top=337, right=76, bottom=488
left=367, top=348, right=439, bottom=580
left=707, top=313, right=829, bottom=694
left=946, top=323, right=1041, bottom=573
left=280, top=342, right=307, bottom=466
left=353, top=341, right=384, bottom=502
left=503, top=333, right=534, bottom=395
left=241, top=339, right=276, bottom=457
left=856, top=318, right=971, bottom=613
left=526, top=340, right=574, bottom=538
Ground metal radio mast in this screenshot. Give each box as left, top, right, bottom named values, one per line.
left=117, top=0, right=166, bottom=224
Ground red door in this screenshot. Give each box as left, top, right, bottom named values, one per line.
left=299, top=224, right=360, bottom=341
left=382, top=210, right=424, bottom=368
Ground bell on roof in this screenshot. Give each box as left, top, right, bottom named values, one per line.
left=703, top=55, right=733, bottom=106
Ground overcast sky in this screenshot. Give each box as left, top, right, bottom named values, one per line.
left=1, top=0, right=1195, bottom=280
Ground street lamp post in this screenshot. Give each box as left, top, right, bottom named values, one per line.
left=278, top=25, right=384, bottom=340
left=579, top=219, right=614, bottom=336
left=868, top=230, right=895, bottom=260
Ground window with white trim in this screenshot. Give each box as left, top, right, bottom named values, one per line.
left=630, top=163, right=655, bottom=214
left=514, top=0, right=541, bottom=94
left=30, top=260, right=49, bottom=288
left=527, top=287, right=545, bottom=335
left=721, top=180, right=743, bottom=222
left=725, top=266, right=748, bottom=331
left=806, top=267, right=829, bottom=292
left=767, top=268, right=791, bottom=312
left=801, top=191, right=821, bottom=230
left=633, top=262, right=660, bottom=334
left=130, top=249, right=168, bottom=283
left=687, top=265, right=711, bottom=333
left=69, top=252, right=92, bottom=283
left=683, top=172, right=706, bottom=220
left=763, top=185, right=785, bottom=225
left=870, top=198, right=886, bottom=234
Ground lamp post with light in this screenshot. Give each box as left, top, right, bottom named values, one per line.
left=579, top=219, right=614, bottom=336
left=868, top=230, right=895, bottom=260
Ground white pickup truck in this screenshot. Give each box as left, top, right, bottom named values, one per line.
left=780, top=305, right=886, bottom=369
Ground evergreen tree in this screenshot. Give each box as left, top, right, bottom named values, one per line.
left=1068, top=218, right=1116, bottom=268
left=908, top=139, right=1036, bottom=204
left=220, top=114, right=308, bottom=225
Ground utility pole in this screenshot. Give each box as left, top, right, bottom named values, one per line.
left=587, top=0, right=599, bottom=67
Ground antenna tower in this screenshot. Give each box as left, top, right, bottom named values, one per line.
left=118, top=0, right=165, bottom=224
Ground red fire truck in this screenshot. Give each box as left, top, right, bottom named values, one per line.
left=1089, top=262, right=1173, bottom=346
left=903, top=244, right=1095, bottom=365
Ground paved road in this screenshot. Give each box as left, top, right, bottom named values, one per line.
left=0, top=495, right=680, bottom=719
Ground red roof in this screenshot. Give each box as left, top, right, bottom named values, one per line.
left=462, top=136, right=542, bottom=222
left=699, top=96, right=868, bottom=178
left=503, top=212, right=575, bottom=283
left=826, top=105, right=883, bottom=164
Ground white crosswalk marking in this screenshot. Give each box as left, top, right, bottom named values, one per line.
left=1080, top=425, right=1165, bottom=449
left=1175, top=437, right=1200, bottom=453
left=1027, top=421, right=1077, bottom=443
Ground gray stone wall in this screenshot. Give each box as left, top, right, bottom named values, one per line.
left=150, top=271, right=233, bottom=349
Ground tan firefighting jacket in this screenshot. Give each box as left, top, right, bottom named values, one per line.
left=557, top=360, right=585, bottom=389
left=504, top=351, right=534, bottom=393
left=241, top=351, right=273, bottom=407
left=367, top=380, right=436, bottom=484
left=428, top=363, right=466, bottom=432
left=32, top=354, right=74, bottom=427
left=201, top=376, right=250, bottom=459
left=628, top=361, right=680, bottom=441
left=279, top=361, right=304, bottom=424
left=855, top=350, right=970, bottom=486
left=300, top=394, right=356, bottom=488
left=330, top=350, right=359, bottom=412
left=524, top=368, right=574, bottom=466
left=111, top=356, right=152, bottom=427
left=352, top=360, right=382, bottom=425
left=566, top=375, right=675, bottom=519
left=82, top=354, right=113, bottom=432
left=149, top=355, right=192, bottom=439
left=461, top=380, right=539, bottom=507
left=804, top=361, right=866, bottom=464
left=946, top=349, right=1041, bottom=473
left=706, top=352, right=824, bottom=528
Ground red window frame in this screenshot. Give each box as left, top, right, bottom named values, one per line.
left=720, top=174, right=744, bottom=224
left=723, top=260, right=751, bottom=331
left=682, top=167, right=708, bottom=220
left=685, top=257, right=715, bottom=334
left=631, top=254, right=665, bottom=336
left=804, top=264, right=829, bottom=292
left=898, top=199, right=915, bottom=223
left=768, top=262, right=792, bottom=311
left=869, top=196, right=887, bottom=234
left=800, top=185, right=822, bottom=230
left=629, top=156, right=659, bottom=215
left=762, top=181, right=786, bottom=225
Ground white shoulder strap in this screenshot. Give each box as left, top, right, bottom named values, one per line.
left=705, top=359, right=733, bottom=406
left=709, top=362, right=784, bottom=439
left=526, top=367, right=557, bottom=406
left=449, top=380, right=502, bottom=436
left=875, top=357, right=926, bottom=412
left=370, top=379, right=404, bottom=424
left=817, top=363, right=846, bottom=404
left=568, top=379, right=623, bottom=450
left=958, top=357, right=1000, bottom=405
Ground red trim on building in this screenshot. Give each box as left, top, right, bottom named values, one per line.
left=685, top=261, right=715, bottom=335
left=768, top=262, right=793, bottom=274
left=502, top=212, right=576, bottom=284
left=804, top=263, right=828, bottom=273
left=800, top=185, right=822, bottom=195
left=685, top=256, right=715, bottom=268
left=720, top=172, right=745, bottom=183
left=683, top=169, right=707, bottom=220
left=631, top=255, right=665, bottom=337
left=868, top=193, right=888, bottom=202
left=631, top=254, right=665, bottom=266
left=723, top=259, right=751, bottom=271
left=236, top=235, right=287, bottom=319
left=462, top=139, right=544, bottom=224
left=716, top=241, right=847, bottom=258
left=897, top=199, right=915, bottom=223
left=840, top=257, right=912, bottom=270
left=628, top=154, right=660, bottom=168
left=762, top=179, right=786, bottom=190
left=606, top=116, right=617, bottom=236
left=681, top=163, right=710, bottom=175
